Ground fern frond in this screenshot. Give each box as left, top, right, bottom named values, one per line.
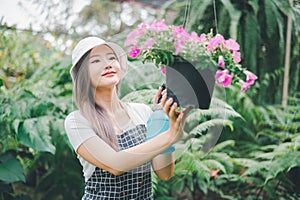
left=206, top=152, right=235, bottom=174
left=210, top=98, right=235, bottom=110
left=242, top=161, right=270, bottom=177
left=264, top=151, right=300, bottom=184
left=210, top=140, right=235, bottom=152
left=188, top=107, right=242, bottom=120
left=190, top=119, right=233, bottom=136
left=202, top=159, right=227, bottom=173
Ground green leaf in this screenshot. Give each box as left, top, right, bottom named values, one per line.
left=271, top=0, right=294, bottom=17
left=197, top=179, right=208, bottom=195
left=264, top=0, right=278, bottom=38
left=219, top=0, right=242, bottom=38
left=211, top=140, right=235, bottom=152
left=232, top=158, right=260, bottom=168
left=190, top=119, right=233, bottom=135
left=242, top=160, right=270, bottom=177
left=13, top=119, right=21, bottom=134
left=17, top=116, right=56, bottom=154
left=264, top=151, right=300, bottom=184
left=202, top=159, right=227, bottom=174
left=0, top=153, right=25, bottom=183
left=248, top=0, right=260, bottom=15
left=243, top=12, right=258, bottom=70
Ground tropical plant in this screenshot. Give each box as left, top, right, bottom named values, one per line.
left=0, top=26, right=84, bottom=199
left=151, top=86, right=300, bottom=199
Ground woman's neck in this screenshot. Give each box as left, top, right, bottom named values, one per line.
left=94, top=87, right=121, bottom=113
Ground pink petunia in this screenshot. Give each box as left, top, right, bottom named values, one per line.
left=128, top=46, right=141, bottom=58
left=150, top=19, right=169, bottom=31
left=232, top=51, right=241, bottom=63
left=141, top=38, right=155, bottom=50
left=124, top=29, right=145, bottom=47
left=172, top=26, right=190, bottom=42
left=218, top=56, right=225, bottom=68
left=139, top=23, right=150, bottom=30
left=239, top=80, right=252, bottom=92
left=172, top=26, right=190, bottom=55
left=174, top=41, right=182, bottom=55
left=215, top=69, right=233, bottom=87
left=207, top=34, right=225, bottom=52
left=190, top=32, right=207, bottom=44
left=199, top=33, right=207, bottom=43
left=225, top=39, right=240, bottom=51
left=244, top=70, right=258, bottom=85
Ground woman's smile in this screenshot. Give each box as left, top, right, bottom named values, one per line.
left=101, top=70, right=117, bottom=77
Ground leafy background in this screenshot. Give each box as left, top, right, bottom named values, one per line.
left=0, top=0, right=300, bottom=199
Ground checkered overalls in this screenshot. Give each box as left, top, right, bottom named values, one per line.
left=82, top=124, right=153, bottom=200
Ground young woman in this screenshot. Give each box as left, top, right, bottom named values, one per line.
left=64, top=36, right=186, bottom=199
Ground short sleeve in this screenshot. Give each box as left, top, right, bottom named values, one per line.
left=64, top=110, right=97, bottom=151
left=128, top=103, right=153, bottom=124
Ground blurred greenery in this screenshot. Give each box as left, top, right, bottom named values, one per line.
left=0, top=0, right=300, bottom=199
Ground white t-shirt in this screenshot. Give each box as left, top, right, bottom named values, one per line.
left=64, top=102, right=152, bottom=182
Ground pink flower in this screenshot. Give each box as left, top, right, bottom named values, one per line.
left=232, top=51, right=241, bottom=63
left=139, top=23, right=150, bottom=30
left=244, top=70, right=258, bottom=85
left=215, top=69, right=233, bottom=87
left=128, top=46, right=140, bottom=58
left=225, top=39, right=240, bottom=51
left=239, top=80, right=252, bottom=92
left=190, top=32, right=201, bottom=42
left=172, top=26, right=190, bottom=55
left=124, top=29, right=145, bottom=47
left=172, top=26, right=190, bottom=42
left=207, top=34, right=225, bottom=52
left=160, top=66, right=166, bottom=74
left=141, top=38, right=155, bottom=50
left=150, top=19, right=169, bottom=31
left=218, top=56, right=225, bottom=68
left=174, top=41, right=182, bottom=55
left=190, top=32, right=207, bottom=44
left=199, top=33, right=207, bottom=43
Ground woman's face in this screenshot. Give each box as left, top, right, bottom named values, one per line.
left=88, top=45, right=121, bottom=89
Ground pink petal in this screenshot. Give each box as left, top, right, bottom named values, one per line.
left=225, top=39, right=240, bottom=51
left=244, top=70, right=258, bottom=85
left=128, top=46, right=140, bottom=58
left=218, top=56, right=225, bottom=68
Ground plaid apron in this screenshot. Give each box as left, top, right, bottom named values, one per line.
left=82, top=124, right=153, bottom=200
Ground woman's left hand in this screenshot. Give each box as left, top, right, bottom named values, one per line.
left=152, top=86, right=164, bottom=110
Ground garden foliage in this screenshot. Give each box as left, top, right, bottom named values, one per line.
left=0, top=0, right=300, bottom=199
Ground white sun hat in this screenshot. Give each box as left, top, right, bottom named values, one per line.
left=70, top=36, right=128, bottom=81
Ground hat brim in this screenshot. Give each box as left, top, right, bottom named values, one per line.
left=70, top=40, right=128, bottom=81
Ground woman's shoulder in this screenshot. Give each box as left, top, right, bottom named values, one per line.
left=127, top=102, right=152, bottom=114
left=64, top=110, right=89, bottom=127
left=126, top=102, right=153, bottom=123
left=128, top=102, right=152, bottom=116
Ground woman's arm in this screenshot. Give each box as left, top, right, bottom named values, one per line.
left=66, top=96, right=183, bottom=176
left=152, top=154, right=174, bottom=181
left=76, top=129, right=176, bottom=176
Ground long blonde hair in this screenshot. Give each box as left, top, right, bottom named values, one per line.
left=73, top=50, right=120, bottom=151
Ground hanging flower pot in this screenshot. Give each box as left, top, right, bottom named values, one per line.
left=164, top=58, right=215, bottom=109
left=125, top=19, right=258, bottom=108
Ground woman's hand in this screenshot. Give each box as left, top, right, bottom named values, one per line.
left=153, top=87, right=184, bottom=143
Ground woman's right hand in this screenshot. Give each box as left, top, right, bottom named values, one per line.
left=159, top=92, right=184, bottom=143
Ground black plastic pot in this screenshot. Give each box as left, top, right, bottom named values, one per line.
left=162, top=59, right=215, bottom=109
